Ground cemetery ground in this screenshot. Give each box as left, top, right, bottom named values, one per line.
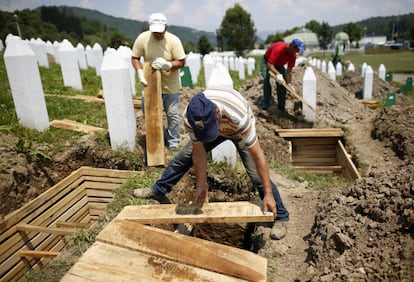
left=1, top=54, right=414, bottom=281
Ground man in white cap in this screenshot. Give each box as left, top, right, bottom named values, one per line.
left=131, top=13, right=186, bottom=150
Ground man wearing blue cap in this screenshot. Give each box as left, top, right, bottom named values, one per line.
left=134, top=88, right=290, bottom=240
left=262, top=38, right=304, bottom=112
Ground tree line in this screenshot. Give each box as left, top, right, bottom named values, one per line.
left=1, top=5, right=413, bottom=56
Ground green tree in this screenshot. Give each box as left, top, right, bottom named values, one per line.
left=216, top=3, right=256, bottom=56
left=318, top=21, right=333, bottom=50
left=342, top=22, right=363, bottom=43
left=198, top=35, right=213, bottom=55
left=305, top=20, right=322, bottom=34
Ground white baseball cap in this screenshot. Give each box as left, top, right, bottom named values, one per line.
left=149, top=13, right=167, bottom=33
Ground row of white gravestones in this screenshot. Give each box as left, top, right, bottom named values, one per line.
left=3, top=36, right=50, bottom=131
left=101, top=48, right=136, bottom=151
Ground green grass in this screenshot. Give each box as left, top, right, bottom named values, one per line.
left=308, top=50, right=414, bottom=74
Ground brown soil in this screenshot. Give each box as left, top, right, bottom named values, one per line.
left=1, top=62, right=413, bottom=281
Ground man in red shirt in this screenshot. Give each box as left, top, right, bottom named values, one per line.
left=262, top=38, right=303, bottom=112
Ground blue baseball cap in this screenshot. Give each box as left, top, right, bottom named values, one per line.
left=187, top=93, right=218, bottom=142
left=291, top=38, right=304, bottom=52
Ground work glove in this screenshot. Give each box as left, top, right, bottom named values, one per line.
left=151, top=57, right=172, bottom=71
left=137, top=69, right=147, bottom=86
left=275, top=73, right=285, bottom=85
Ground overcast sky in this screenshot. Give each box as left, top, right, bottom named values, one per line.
left=1, top=0, right=413, bottom=33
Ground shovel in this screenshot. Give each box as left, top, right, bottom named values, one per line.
left=269, top=71, right=316, bottom=112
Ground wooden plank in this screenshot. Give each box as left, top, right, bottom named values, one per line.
left=81, top=175, right=127, bottom=184
left=56, top=221, right=89, bottom=229
left=115, top=201, right=274, bottom=224
left=294, top=165, right=343, bottom=174
left=19, top=250, right=60, bottom=258
left=79, top=166, right=141, bottom=179
left=290, top=137, right=339, bottom=145
left=336, top=140, right=361, bottom=180
left=83, top=181, right=120, bottom=191
left=143, top=62, right=165, bottom=166
left=86, top=189, right=113, bottom=198
left=96, top=221, right=267, bottom=281
left=292, top=156, right=337, bottom=165
left=15, top=224, right=77, bottom=235
left=62, top=242, right=247, bottom=282
left=276, top=128, right=343, bottom=138
left=50, top=119, right=107, bottom=134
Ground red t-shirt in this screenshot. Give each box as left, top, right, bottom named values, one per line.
left=264, top=42, right=296, bottom=69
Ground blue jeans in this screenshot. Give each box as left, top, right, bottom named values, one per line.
left=151, top=136, right=290, bottom=221
left=142, top=93, right=180, bottom=148
left=263, top=58, right=287, bottom=111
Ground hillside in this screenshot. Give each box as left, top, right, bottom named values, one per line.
left=62, top=6, right=217, bottom=45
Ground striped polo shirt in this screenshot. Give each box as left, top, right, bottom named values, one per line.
left=183, top=88, right=257, bottom=148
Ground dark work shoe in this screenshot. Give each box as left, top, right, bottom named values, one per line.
left=133, top=188, right=171, bottom=204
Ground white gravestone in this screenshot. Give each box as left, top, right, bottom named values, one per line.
left=93, top=43, right=104, bottom=76
left=378, top=64, right=386, bottom=80
left=247, top=57, right=255, bottom=76
left=238, top=57, right=245, bottom=80
left=186, top=52, right=201, bottom=85
left=321, top=60, right=327, bottom=73
left=52, top=41, right=60, bottom=64
left=203, top=54, right=215, bottom=86
left=59, top=39, right=82, bottom=90
left=302, top=67, right=317, bottom=122
left=101, top=49, right=136, bottom=151
left=206, top=64, right=237, bottom=167
left=85, top=45, right=94, bottom=68
left=363, top=65, right=373, bottom=100
left=328, top=61, right=336, bottom=80
left=4, top=37, right=49, bottom=131
left=117, top=45, right=136, bottom=96
left=335, top=62, right=343, bottom=76
left=76, top=43, right=88, bottom=70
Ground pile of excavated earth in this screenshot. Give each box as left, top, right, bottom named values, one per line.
left=0, top=59, right=413, bottom=281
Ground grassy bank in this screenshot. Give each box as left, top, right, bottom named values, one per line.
left=309, top=50, right=414, bottom=73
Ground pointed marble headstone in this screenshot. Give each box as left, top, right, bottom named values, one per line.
left=76, top=43, right=88, bottom=70
left=363, top=65, right=373, bottom=100
left=378, top=64, right=386, bottom=80
left=302, top=67, right=317, bottom=122
left=117, top=45, right=136, bottom=96
left=203, top=54, right=215, bottom=86
left=93, top=43, right=103, bottom=76
left=59, top=39, right=82, bottom=90
left=186, top=52, right=201, bottom=85
left=101, top=49, right=136, bottom=151
left=4, top=37, right=49, bottom=131
left=328, top=61, right=336, bottom=80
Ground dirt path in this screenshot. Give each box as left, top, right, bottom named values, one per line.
left=265, top=172, right=320, bottom=281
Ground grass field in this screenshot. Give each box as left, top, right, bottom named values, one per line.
left=309, top=50, right=414, bottom=74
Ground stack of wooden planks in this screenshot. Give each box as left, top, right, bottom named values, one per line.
left=62, top=202, right=273, bottom=281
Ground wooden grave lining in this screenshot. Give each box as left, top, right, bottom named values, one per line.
left=276, top=128, right=361, bottom=180
left=0, top=166, right=139, bottom=281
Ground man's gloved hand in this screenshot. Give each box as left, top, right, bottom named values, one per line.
left=151, top=57, right=172, bottom=70
left=276, top=73, right=285, bottom=85
left=137, top=69, right=147, bottom=86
